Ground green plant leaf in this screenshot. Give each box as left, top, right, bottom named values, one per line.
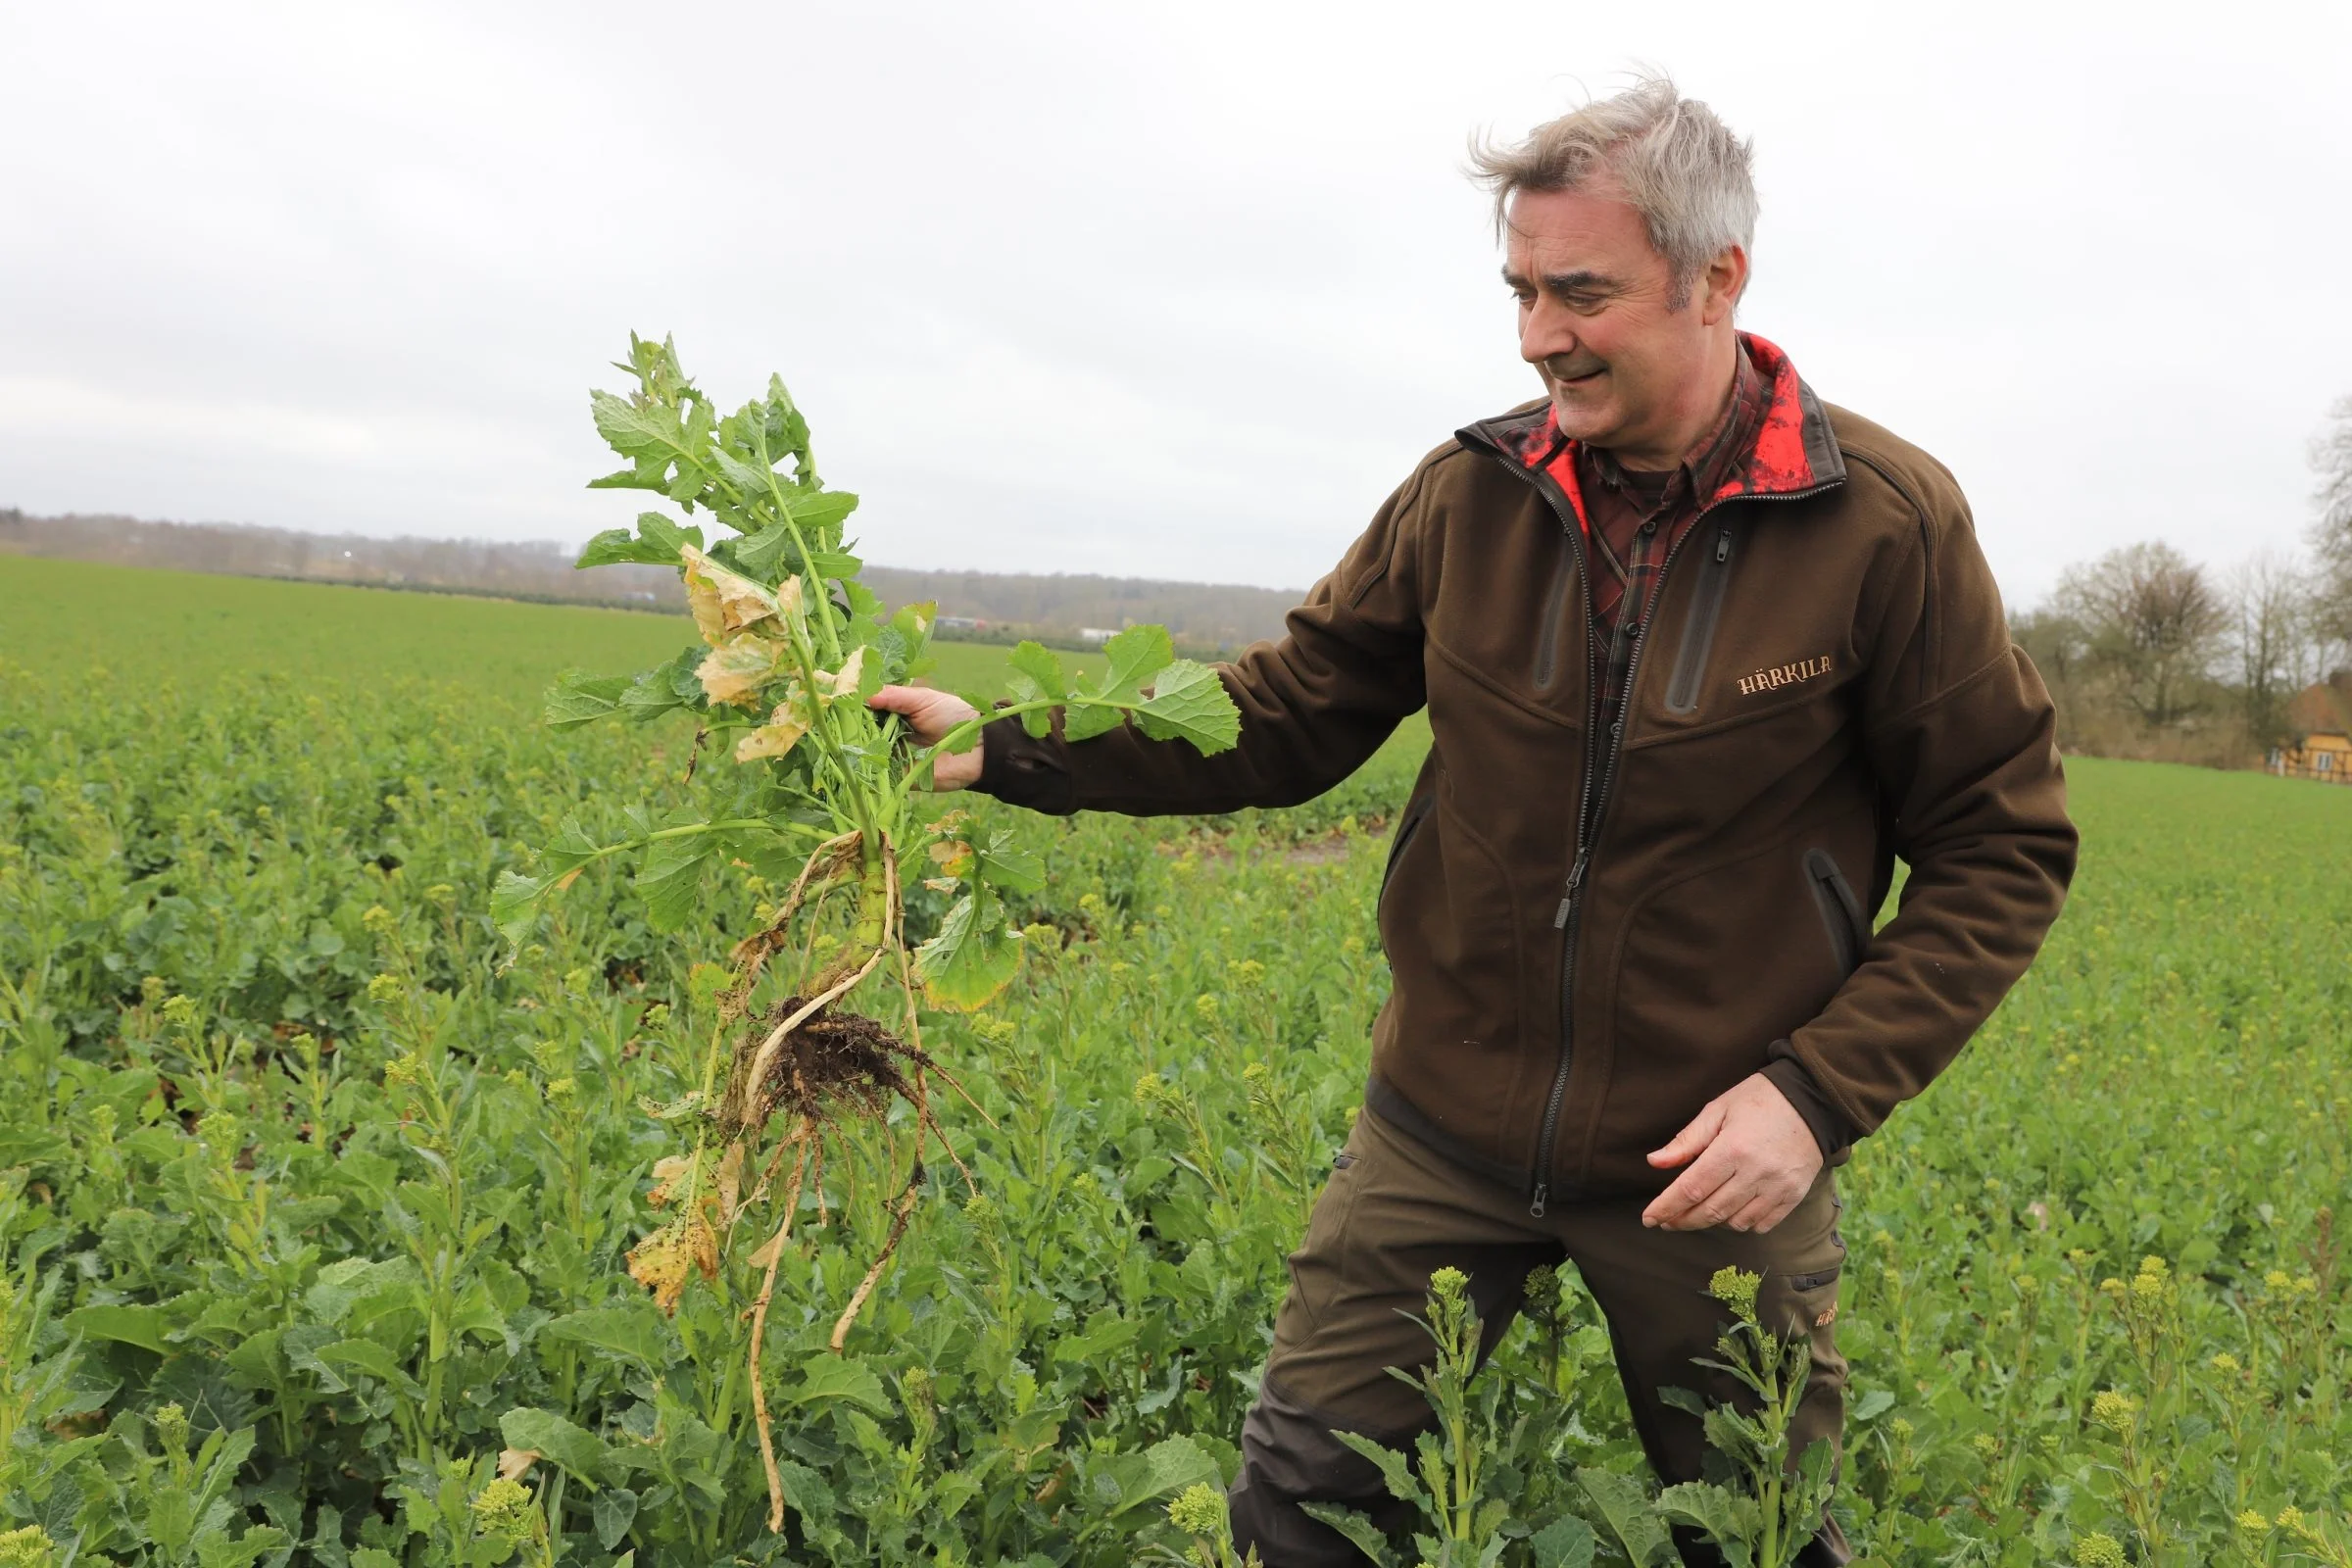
left=635, top=831, right=718, bottom=931
left=1652, top=1483, right=1758, bottom=1568
left=1298, top=1502, right=1398, bottom=1567
left=1329, top=1429, right=1424, bottom=1507
left=491, top=871, right=549, bottom=949
left=1105, top=1436, right=1220, bottom=1519
left=914, top=883, right=1022, bottom=1010
left=1090, top=624, right=1175, bottom=702
left=976, top=830, right=1046, bottom=896
left=1135, top=660, right=1241, bottom=754
left=771, top=1461, right=837, bottom=1524
left=1575, top=1467, right=1675, bottom=1568
left=576, top=512, right=704, bottom=569
left=1063, top=624, right=1176, bottom=742
left=502, top=1407, right=624, bottom=1489
left=63, top=1303, right=171, bottom=1355
left=1528, top=1514, right=1598, bottom=1568
left=592, top=1489, right=638, bottom=1551
left=725, top=520, right=861, bottom=584
left=784, top=1354, right=892, bottom=1415
left=540, top=1302, right=681, bottom=1373
left=546, top=671, right=633, bottom=730
left=312, top=1339, right=423, bottom=1398
left=1004, top=641, right=1067, bottom=738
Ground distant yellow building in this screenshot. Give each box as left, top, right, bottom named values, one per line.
left=2274, top=729, right=2352, bottom=783
left=2272, top=677, right=2352, bottom=784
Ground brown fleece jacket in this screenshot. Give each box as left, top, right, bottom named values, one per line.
left=976, top=334, right=2077, bottom=1205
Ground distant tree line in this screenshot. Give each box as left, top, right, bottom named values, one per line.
left=0, top=510, right=1298, bottom=656
left=2010, top=395, right=2352, bottom=765
left=17, top=393, right=2352, bottom=773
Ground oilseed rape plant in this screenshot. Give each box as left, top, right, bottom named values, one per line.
left=491, top=336, right=1239, bottom=1525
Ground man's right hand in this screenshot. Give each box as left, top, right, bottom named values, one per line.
left=868, top=685, right=986, bottom=791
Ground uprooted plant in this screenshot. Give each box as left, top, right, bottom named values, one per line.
left=491, top=333, right=1241, bottom=1530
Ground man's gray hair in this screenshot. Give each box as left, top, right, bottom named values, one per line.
left=1470, top=75, right=1756, bottom=310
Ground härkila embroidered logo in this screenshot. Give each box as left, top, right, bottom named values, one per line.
left=1735, top=656, right=1834, bottom=698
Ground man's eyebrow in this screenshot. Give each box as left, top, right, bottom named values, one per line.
left=1499, top=265, right=1618, bottom=295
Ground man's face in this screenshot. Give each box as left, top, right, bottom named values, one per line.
left=1503, top=182, right=1740, bottom=465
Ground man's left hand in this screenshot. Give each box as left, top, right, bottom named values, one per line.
left=1642, top=1072, right=1823, bottom=1233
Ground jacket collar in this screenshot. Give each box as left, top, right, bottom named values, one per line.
left=1458, top=332, right=1846, bottom=526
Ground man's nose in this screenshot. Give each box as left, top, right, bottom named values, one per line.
left=1520, top=298, right=1578, bottom=366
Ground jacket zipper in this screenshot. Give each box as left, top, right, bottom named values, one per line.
left=1664, top=525, right=1739, bottom=713
left=1460, top=435, right=1841, bottom=1218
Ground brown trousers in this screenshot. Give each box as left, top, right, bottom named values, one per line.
left=1227, top=1105, right=1852, bottom=1568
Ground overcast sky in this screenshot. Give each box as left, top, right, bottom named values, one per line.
left=7, top=0, right=2349, bottom=606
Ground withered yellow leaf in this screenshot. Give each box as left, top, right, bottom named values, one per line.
left=497, top=1448, right=540, bottom=1482
left=698, top=635, right=787, bottom=708
left=680, top=546, right=789, bottom=643
left=646, top=1153, right=692, bottom=1209
left=734, top=709, right=809, bottom=763
left=627, top=1220, right=695, bottom=1314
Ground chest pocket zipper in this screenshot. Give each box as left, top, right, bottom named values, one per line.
left=1531, top=536, right=1576, bottom=692
left=1802, top=848, right=1869, bottom=974
left=1663, top=523, right=1739, bottom=713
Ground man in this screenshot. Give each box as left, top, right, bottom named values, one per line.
left=871, top=77, right=2075, bottom=1567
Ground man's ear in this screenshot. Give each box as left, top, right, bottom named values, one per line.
left=1699, top=244, right=1748, bottom=326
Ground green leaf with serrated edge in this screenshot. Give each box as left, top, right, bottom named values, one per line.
left=1652, top=1484, right=1758, bottom=1568
left=313, top=1339, right=422, bottom=1397
left=635, top=833, right=717, bottom=932
left=1102, top=1436, right=1220, bottom=1519
left=491, top=871, right=548, bottom=948
left=576, top=512, right=704, bottom=569
left=976, top=829, right=1046, bottom=895
left=591, top=391, right=694, bottom=467
left=732, top=523, right=861, bottom=584
left=784, top=1354, right=892, bottom=1414
left=1088, top=623, right=1175, bottom=701
left=1850, top=1387, right=1895, bottom=1422
left=63, top=1303, right=171, bottom=1355
left=1298, top=1503, right=1399, bottom=1567
left=304, top=1257, right=416, bottom=1325
left=1134, top=660, right=1241, bottom=754
left=546, top=671, right=632, bottom=729
left=914, top=883, right=1022, bottom=1010
left=620, top=653, right=697, bottom=723
left=500, top=1407, right=622, bottom=1489
left=1007, top=641, right=1066, bottom=702
left=1655, top=1384, right=1708, bottom=1417
left=539, top=1302, right=680, bottom=1372
left=592, top=1489, right=637, bottom=1551
left=1528, top=1514, right=1597, bottom=1568
left=772, top=1461, right=837, bottom=1523
left=1576, top=1467, right=1676, bottom=1568
left=1329, top=1429, right=1424, bottom=1507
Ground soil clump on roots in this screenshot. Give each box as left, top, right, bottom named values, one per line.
left=723, top=996, right=931, bottom=1140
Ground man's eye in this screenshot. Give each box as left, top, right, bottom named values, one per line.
left=1562, top=293, right=1605, bottom=313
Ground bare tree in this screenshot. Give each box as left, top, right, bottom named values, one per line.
left=2314, top=394, right=2352, bottom=652
left=2051, top=541, right=2227, bottom=728
left=2224, top=550, right=2316, bottom=747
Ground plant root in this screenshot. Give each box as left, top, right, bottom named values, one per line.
left=830, top=1161, right=924, bottom=1353
left=748, top=1119, right=814, bottom=1535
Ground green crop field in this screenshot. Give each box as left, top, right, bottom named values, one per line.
left=2, top=553, right=2347, bottom=1567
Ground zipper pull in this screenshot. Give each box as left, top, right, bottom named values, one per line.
left=1551, top=849, right=1590, bottom=928
left=1530, top=1182, right=1548, bottom=1219
left=1715, top=527, right=1733, bottom=563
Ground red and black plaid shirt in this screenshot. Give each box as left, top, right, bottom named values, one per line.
left=1528, top=347, right=1769, bottom=736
